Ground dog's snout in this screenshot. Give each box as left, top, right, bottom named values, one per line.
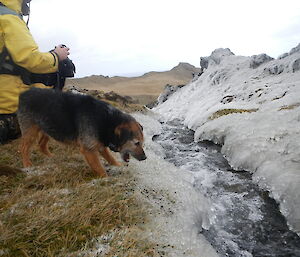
left=138, top=153, right=147, bottom=161
left=134, top=151, right=147, bottom=161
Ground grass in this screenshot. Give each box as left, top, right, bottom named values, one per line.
left=103, top=99, right=147, bottom=113
left=209, top=108, right=258, bottom=120
left=87, top=90, right=147, bottom=113
left=279, top=103, right=300, bottom=111
left=0, top=139, right=159, bottom=257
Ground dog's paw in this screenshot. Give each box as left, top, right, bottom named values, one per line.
left=113, top=161, right=122, bottom=167
left=45, top=152, right=53, bottom=158
left=23, top=161, right=33, bottom=168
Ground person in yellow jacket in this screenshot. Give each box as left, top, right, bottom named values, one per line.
left=0, top=0, right=70, bottom=144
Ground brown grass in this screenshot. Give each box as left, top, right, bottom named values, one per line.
left=279, top=103, right=300, bottom=111
left=66, top=72, right=191, bottom=97
left=209, top=108, right=258, bottom=120
left=103, top=99, right=147, bottom=113
left=65, top=65, right=199, bottom=105
left=0, top=139, right=159, bottom=257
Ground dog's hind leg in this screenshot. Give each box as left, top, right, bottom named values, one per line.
left=80, top=145, right=108, bottom=177
left=38, top=133, right=52, bottom=157
left=100, top=147, right=122, bottom=166
left=20, top=125, right=40, bottom=167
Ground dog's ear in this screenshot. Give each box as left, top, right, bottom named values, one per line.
left=115, top=126, right=133, bottom=145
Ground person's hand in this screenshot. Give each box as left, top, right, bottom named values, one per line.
left=53, top=44, right=70, bottom=61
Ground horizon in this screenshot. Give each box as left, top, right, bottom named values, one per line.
left=69, top=44, right=300, bottom=79
left=73, top=61, right=201, bottom=79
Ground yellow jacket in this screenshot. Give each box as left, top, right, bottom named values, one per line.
left=0, top=0, right=58, bottom=114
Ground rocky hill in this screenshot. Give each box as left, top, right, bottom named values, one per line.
left=65, top=63, right=201, bottom=104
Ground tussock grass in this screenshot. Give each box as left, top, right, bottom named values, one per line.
left=209, top=108, right=258, bottom=120
left=103, top=99, right=146, bottom=113
left=0, top=139, right=158, bottom=257
left=279, top=103, right=300, bottom=111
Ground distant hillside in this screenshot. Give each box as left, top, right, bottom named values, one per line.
left=66, top=63, right=201, bottom=104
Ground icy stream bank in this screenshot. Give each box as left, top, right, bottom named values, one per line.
left=153, top=118, right=300, bottom=256
left=154, top=45, right=300, bottom=234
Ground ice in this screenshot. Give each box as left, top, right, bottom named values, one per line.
left=154, top=44, right=300, bottom=235
left=131, top=113, right=218, bottom=257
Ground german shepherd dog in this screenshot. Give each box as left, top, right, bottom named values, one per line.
left=17, top=88, right=146, bottom=177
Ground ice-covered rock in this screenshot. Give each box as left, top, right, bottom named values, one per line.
left=210, top=48, right=235, bottom=64
left=250, top=54, right=274, bottom=68
left=292, top=58, right=300, bottom=72
left=289, top=43, right=300, bottom=55
left=277, top=43, right=300, bottom=60
left=157, top=84, right=185, bottom=104
left=200, top=57, right=209, bottom=70
left=200, top=48, right=235, bottom=69
left=64, top=84, right=88, bottom=95
left=278, top=52, right=289, bottom=59
left=263, top=63, right=285, bottom=75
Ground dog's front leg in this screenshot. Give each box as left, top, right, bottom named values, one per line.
left=100, top=147, right=122, bottom=166
left=38, top=133, right=52, bottom=157
left=80, top=146, right=108, bottom=177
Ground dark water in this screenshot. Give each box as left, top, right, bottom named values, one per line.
left=153, top=120, right=300, bottom=257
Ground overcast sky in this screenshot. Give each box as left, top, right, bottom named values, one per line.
left=29, top=0, right=300, bottom=78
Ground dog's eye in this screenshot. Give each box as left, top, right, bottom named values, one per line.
left=135, top=142, right=140, bottom=146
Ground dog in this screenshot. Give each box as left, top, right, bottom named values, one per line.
left=17, top=88, right=146, bottom=177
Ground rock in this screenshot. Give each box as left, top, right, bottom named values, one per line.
left=64, top=84, right=88, bottom=95
left=171, top=62, right=202, bottom=78
left=221, top=95, right=235, bottom=104
left=292, top=58, right=300, bottom=73
left=264, top=64, right=285, bottom=75
left=171, top=62, right=200, bottom=72
left=209, top=69, right=229, bottom=85
left=250, top=54, right=274, bottom=69
left=103, top=91, right=136, bottom=104
left=157, top=84, right=185, bottom=104
left=148, top=84, right=185, bottom=108
left=200, top=57, right=209, bottom=69
left=278, top=53, right=289, bottom=59
left=277, top=43, right=300, bottom=59
left=210, top=48, right=235, bottom=64
left=200, top=48, right=234, bottom=69
left=289, top=43, right=300, bottom=55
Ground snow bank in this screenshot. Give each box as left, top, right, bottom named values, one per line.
left=129, top=113, right=218, bottom=257
left=154, top=44, right=300, bottom=235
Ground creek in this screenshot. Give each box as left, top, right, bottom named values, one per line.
left=152, top=119, right=300, bottom=257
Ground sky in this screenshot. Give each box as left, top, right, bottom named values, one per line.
left=29, top=0, right=300, bottom=78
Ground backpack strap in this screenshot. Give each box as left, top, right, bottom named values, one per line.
left=0, top=3, right=24, bottom=74
left=0, top=3, right=22, bottom=18
left=0, top=47, right=8, bottom=68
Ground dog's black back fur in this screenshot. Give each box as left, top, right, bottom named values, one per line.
left=18, top=88, right=134, bottom=146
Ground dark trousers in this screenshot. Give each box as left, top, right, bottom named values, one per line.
left=0, top=113, right=21, bottom=144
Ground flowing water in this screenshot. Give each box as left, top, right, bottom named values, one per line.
left=153, top=119, right=300, bottom=257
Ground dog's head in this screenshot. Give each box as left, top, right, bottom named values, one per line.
left=111, top=120, right=146, bottom=162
